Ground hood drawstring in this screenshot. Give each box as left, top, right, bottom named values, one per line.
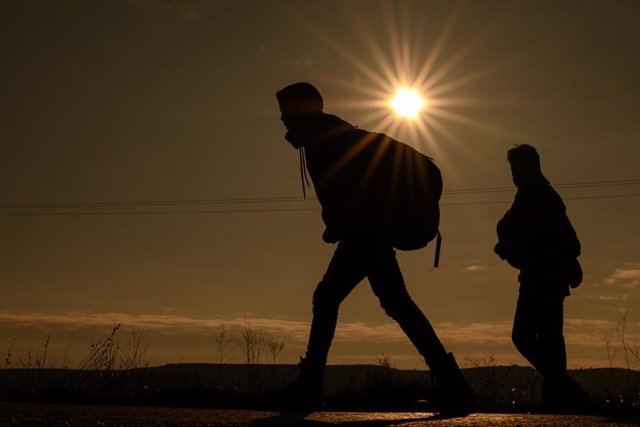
left=434, top=231, right=442, bottom=268
left=299, top=147, right=311, bottom=199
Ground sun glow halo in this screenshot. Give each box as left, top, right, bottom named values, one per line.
left=390, top=88, right=426, bottom=119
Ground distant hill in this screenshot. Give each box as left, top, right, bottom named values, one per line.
left=1, top=364, right=639, bottom=413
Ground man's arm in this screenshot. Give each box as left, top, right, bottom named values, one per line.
left=494, top=209, right=520, bottom=269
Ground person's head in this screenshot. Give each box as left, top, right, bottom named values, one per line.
left=507, top=144, right=543, bottom=188
left=276, top=82, right=323, bottom=135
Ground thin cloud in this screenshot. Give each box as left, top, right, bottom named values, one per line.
left=0, top=311, right=308, bottom=340
left=563, top=318, right=640, bottom=347
left=0, top=311, right=509, bottom=345
left=465, top=265, right=489, bottom=272
left=610, top=269, right=640, bottom=281
left=0, top=311, right=632, bottom=350
left=598, top=293, right=632, bottom=301
left=565, top=318, right=616, bottom=329
left=437, top=321, right=511, bottom=344
left=603, top=265, right=640, bottom=290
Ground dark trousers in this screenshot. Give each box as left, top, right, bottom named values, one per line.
left=303, top=239, right=448, bottom=383
left=512, top=292, right=567, bottom=380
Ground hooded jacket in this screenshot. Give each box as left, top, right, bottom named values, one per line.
left=296, top=113, right=441, bottom=248
left=495, top=177, right=581, bottom=297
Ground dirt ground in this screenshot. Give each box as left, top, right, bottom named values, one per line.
left=1, top=402, right=639, bottom=426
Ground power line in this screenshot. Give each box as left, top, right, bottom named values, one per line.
left=0, top=196, right=306, bottom=209
left=0, top=208, right=320, bottom=216
left=445, top=179, right=640, bottom=195
left=1, top=193, right=638, bottom=216
left=1, top=178, right=639, bottom=210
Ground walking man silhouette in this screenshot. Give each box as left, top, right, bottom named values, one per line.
left=273, top=82, right=474, bottom=412
left=494, top=144, right=589, bottom=411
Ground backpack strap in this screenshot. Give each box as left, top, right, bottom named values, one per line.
left=299, top=147, right=311, bottom=199
left=434, top=230, right=442, bottom=268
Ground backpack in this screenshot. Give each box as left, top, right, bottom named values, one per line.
left=494, top=194, right=583, bottom=288
left=350, top=129, right=443, bottom=261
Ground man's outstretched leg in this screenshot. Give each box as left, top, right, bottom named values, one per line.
left=512, top=293, right=588, bottom=412
left=365, top=241, right=475, bottom=414
left=275, top=240, right=367, bottom=408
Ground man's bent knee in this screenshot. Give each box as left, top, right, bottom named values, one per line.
left=379, top=291, right=416, bottom=320
left=312, top=286, right=341, bottom=314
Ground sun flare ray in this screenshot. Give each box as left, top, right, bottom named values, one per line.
left=309, top=25, right=394, bottom=94
left=414, top=3, right=464, bottom=90
left=297, top=1, right=512, bottom=174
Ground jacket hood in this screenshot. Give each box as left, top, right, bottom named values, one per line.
left=286, top=113, right=354, bottom=149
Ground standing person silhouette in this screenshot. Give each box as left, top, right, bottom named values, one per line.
left=494, top=144, right=589, bottom=412
left=273, top=82, right=474, bottom=413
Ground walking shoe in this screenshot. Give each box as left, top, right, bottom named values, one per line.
left=252, top=357, right=324, bottom=411
left=538, top=375, right=590, bottom=413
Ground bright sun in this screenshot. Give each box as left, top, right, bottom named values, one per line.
left=389, top=87, right=426, bottom=119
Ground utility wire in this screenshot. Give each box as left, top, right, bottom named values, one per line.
left=1, top=193, right=638, bottom=216
left=0, top=196, right=305, bottom=209
left=445, top=179, right=640, bottom=194
left=1, top=178, right=639, bottom=210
